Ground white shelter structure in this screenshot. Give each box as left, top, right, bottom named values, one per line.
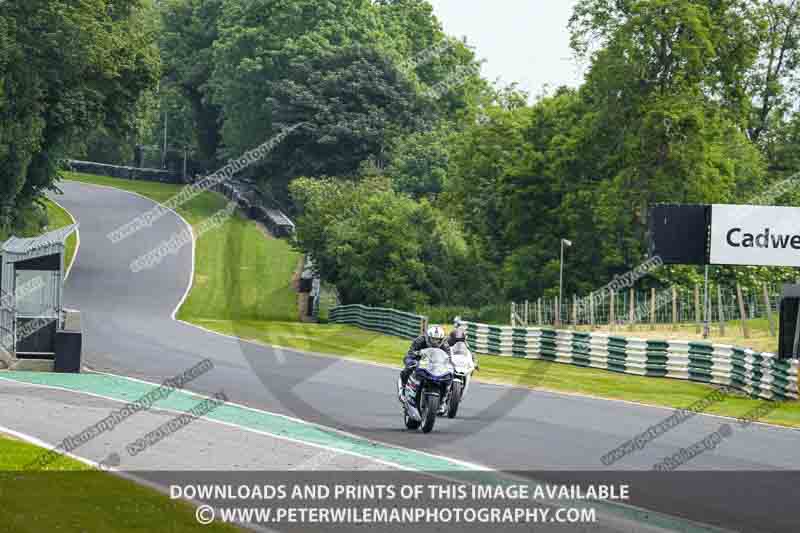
left=0, top=224, right=78, bottom=368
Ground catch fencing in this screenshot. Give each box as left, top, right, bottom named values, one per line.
left=514, top=284, right=782, bottom=328
left=329, top=305, right=426, bottom=339
left=465, top=323, right=798, bottom=401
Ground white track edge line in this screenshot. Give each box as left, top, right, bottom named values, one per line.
left=62, top=180, right=195, bottom=319
left=0, top=422, right=274, bottom=533
left=0, top=423, right=99, bottom=469
left=81, top=367, right=494, bottom=472
left=63, top=180, right=799, bottom=435
left=63, top=180, right=492, bottom=472
left=48, top=197, right=80, bottom=281
left=0, top=375, right=416, bottom=472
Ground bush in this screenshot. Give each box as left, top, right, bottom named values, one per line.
left=418, top=303, right=509, bottom=326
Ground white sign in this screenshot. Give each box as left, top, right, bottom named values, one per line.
left=710, top=204, right=800, bottom=267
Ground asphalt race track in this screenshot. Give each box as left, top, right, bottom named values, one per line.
left=22, top=181, right=800, bottom=531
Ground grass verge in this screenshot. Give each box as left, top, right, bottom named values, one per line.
left=0, top=200, right=77, bottom=271
left=45, top=199, right=78, bottom=273
left=0, top=434, right=239, bottom=532
left=577, top=317, right=779, bottom=353
left=63, top=172, right=800, bottom=428
left=194, top=318, right=800, bottom=428
left=65, top=172, right=300, bottom=321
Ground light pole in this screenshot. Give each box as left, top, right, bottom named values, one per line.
left=703, top=265, right=710, bottom=339
left=162, top=111, right=168, bottom=170
left=559, top=238, right=572, bottom=326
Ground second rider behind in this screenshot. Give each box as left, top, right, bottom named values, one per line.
left=447, top=316, right=479, bottom=370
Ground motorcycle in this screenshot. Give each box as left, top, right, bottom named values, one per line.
left=444, top=341, right=475, bottom=418
left=399, top=347, right=454, bottom=433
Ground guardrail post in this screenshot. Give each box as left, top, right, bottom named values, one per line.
left=650, top=288, right=656, bottom=330
left=589, top=294, right=595, bottom=328
left=628, top=288, right=635, bottom=331
left=694, top=284, right=701, bottom=334
left=717, top=285, right=726, bottom=336
left=609, top=289, right=615, bottom=331
left=672, top=287, right=678, bottom=330
left=572, top=295, right=578, bottom=327
left=763, top=283, right=776, bottom=338
left=554, top=298, right=559, bottom=327
left=736, top=282, right=750, bottom=338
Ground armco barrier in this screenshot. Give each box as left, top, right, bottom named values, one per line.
left=329, top=306, right=798, bottom=400
left=464, top=322, right=799, bottom=401
left=67, top=160, right=184, bottom=184
left=67, top=160, right=295, bottom=237
left=329, top=305, right=425, bottom=339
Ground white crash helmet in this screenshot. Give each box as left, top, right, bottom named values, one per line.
left=453, top=316, right=464, bottom=328
left=426, top=325, right=446, bottom=347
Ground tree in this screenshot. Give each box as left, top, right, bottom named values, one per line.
left=566, top=0, right=766, bottom=277
left=160, top=0, right=224, bottom=169
left=263, top=45, right=430, bottom=203
left=748, top=0, right=800, bottom=146
left=290, top=176, right=485, bottom=309
left=0, top=0, right=159, bottom=230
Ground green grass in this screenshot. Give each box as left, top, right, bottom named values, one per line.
left=0, top=200, right=77, bottom=271
left=0, top=435, right=239, bottom=532
left=64, top=171, right=800, bottom=428
left=66, top=172, right=301, bottom=321
left=194, top=318, right=800, bottom=428
left=578, top=317, right=780, bottom=353
left=45, top=199, right=78, bottom=273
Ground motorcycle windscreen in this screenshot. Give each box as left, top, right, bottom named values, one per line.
left=419, top=348, right=452, bottom=377
left=450, top=342, right=472, bottom=368
left=451, top=341, right=470, bottom=355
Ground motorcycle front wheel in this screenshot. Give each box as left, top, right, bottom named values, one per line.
left=447, top=380, right=463, bottom=419
left=421, top=393, right=440, bottom=433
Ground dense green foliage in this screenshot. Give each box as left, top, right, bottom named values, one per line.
left=162, top=0, right=798, bottom=310
left=0, top=0, right=160, bottom=232
left=290, top=176, right=487, bottom=309
left=7, top=0, right=800, bottom=312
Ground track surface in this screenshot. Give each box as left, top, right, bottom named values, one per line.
left=0, top=380, right=393, bottom=471
left=42, top=181, right=800, bottom=531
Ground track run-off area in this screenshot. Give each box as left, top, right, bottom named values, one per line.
left=1, top=181, right=798, bottom=533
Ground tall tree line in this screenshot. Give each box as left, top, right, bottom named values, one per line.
left=0, top=0, right=160, bottom=234
left=6, top=1, right=799, bottom=311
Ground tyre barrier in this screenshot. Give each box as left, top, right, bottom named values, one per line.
left=328, top=306, right=798, bottom=400
left=329, top=305, right=425, bottom=339
left=464, top=323, right=799, bottom=401
left=209, top=179, right=295, bottom=238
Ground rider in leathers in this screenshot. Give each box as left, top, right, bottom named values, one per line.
left=400, top=325, right=449, bottom=390
left=446, top=317, right=479, bottom=369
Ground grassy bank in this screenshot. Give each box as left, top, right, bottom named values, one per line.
left=65, top=172, right=800, bottom=428
left=46, top=199, right=78, bottom=272
left=0, top=200, right=77, bottom=271
left=65, top=172, right=300, bottom=321
left=0, top=435, right=238, bottom=532
left=196, top=318, right=800, bottom=428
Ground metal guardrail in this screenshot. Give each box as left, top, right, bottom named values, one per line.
left=329, top=302, right=798, bottom=400
left=465, top=323, right=799, bottom=401
left=329, top=305, right=426, bottom=339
